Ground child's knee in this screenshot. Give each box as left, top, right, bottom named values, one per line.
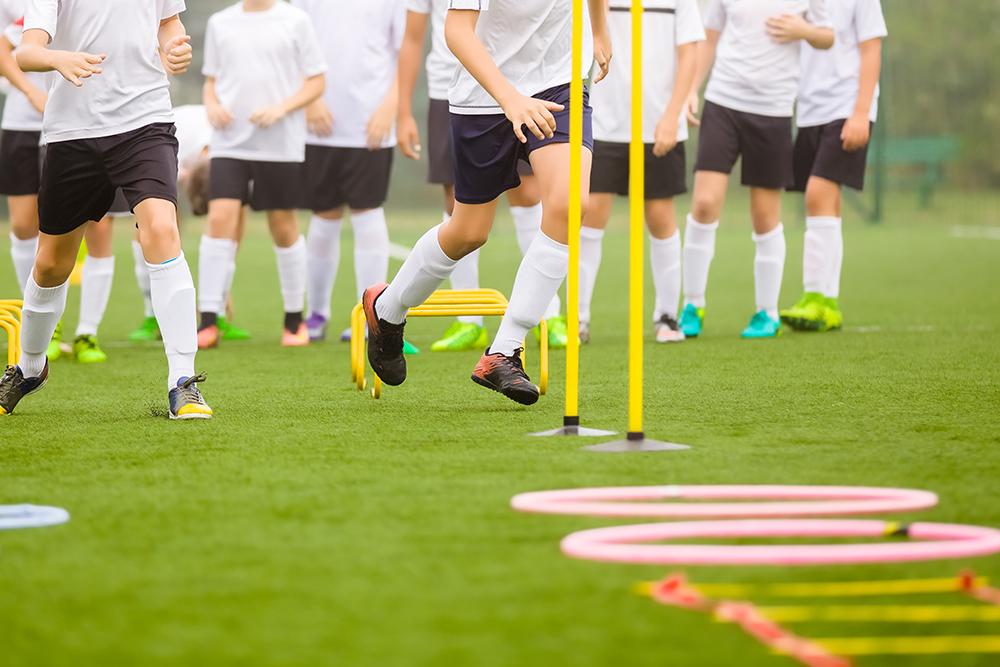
left=33, top=249, right=74, bottom=285
left=691, top=193, right=721, bottom=222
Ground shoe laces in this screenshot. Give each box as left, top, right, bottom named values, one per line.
left=500, top=348, right=531, bottom=381
left=1, top=365, right=17, bottom=384
left=175, top=373, right=208, bottom=405
left=377, top=320, right=405, bottom=357
left=76, top=335, right=98, bottom=350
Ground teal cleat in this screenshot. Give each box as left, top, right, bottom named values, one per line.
left=741, top=310, right=782, bottom=339
left=679, top=303, right=704, bottom=338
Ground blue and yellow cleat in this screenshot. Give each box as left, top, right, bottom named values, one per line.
left=679, top=303, right=705, bottom=338
left=741, top=310, right=782, bottom=339
left=168, top=374, right=213, bottom=420
left=0, top=362, right=49, bottom=415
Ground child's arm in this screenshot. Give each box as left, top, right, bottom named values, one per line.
left=765, top=15, right=834, bottom=50
left=397, top=10, right=428, bottom=160
left=0, top=35, right=47, bottom=113
left=653, top=42, right=697, bottom=157
left=367, top=72, right=399, bottom=151
left=158, top=14, right=192, bottom=76
left=203, top=76, right=233, bottom=129
left=841, top=37, right=882, bottom=152
left=250, top=73, right=325, bottom=129
left=17, top=29, right=105, bottom=87
left=589, top=0, right=612, bottom=83
left=685, top=29, right=718, bottom=126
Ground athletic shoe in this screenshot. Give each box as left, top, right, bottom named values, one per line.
left=362, top=283, right=407, bottom=386
left=679, top=304, right=704, bottom=338
left=46, top=321, right=63, bottom=361
left=779, top=292, right=827, bottom=332
left=73, top=335, right=108, bottom=364
left=218, top=316, right=252, bottom=341
left=342, top=322, right=420, bottom=355
left=128, top=316, right=161, bottom=342
left=741, top=310, right=782, bottom=339
left=340, top=326, right=352, bottom=342
left=579, top=321, right=591, bottom=345
left=654, top=315, right=686, bottom=344
left=546, top=315, right=568, bottom=349
left=0, top=362, right=48, bottom=415
left=824, top=297, right=844, bottom=331
left=282, top=323, right=310, bottom=347
left=168, top=373, right=213, bottom=420
left=197, top=324, right=220, bottom=350
left=431, top=321, right=488, bottom=352
left=471, top=348, right=540, bottom=405
left=305, top=313, right=328, bottom=342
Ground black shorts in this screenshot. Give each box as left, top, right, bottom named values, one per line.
left=791, top=119, right=872, bottom=192
left=695, top=101, right=793, bottom=189
left=0, top=130, right=42, bottom=196
left=591, top=140, right=687, bottom=199
left=38, top=123, right=179, bottom=236
left=428, top=98, right=455, bottom=186
left=107, top=189, right=131, bottom=217
left=209, top=158, right=301, bottom=211
left=451, top=83, right=592, bottom=205
left=299, top=145, right=393, bottom=211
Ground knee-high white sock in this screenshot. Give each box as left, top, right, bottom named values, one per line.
left=650, top=230, right=682, bottom=321
left=147, top=253, right=197, bottom=389
left=448, top=214, right=483, bottom=326
left=352, top=208, right=390, bottom=302
left=131, top=240, right=154, bottom=318
left=511, top=204, right=543, bottom=255
left=376, top=223, right=457, bottom=324
left=197, top=236, right=236, bottom=315
left=75, top=255, right=115, bottom=337
left=306, top=215, right=341, bottom=319
left=683, top=214, right=718, bottom=309
left=753, top=224, right=786, bottom=319
left=824, top=217, right=844, bottom=299
left=274, top=237, right=307, bottom=314
left=492, top=232, right=568, bottom=356
left=579, top=226, right=604, bottom=325
left=9, top=233, right=37, bottom=295
left=18, top=276, right=68, bottom=377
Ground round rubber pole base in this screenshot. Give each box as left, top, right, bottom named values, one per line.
left=584, top=432, right=690, bottom=453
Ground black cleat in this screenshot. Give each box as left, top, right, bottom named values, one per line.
left=0, top=362, right=49, bottom=415
left=362, top=283, right=407, bottom=386
left=471, top=348, right=540, bottom=406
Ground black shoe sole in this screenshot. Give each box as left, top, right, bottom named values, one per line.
left=780, top=315, right=825, bottom=332
left=471, top=374, right=539, bottom=406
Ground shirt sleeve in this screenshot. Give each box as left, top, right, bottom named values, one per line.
left=806, top=0, right=833, bottom=29
left=0, top=0, right=20, bottom=28
left=407, top=0, right=432, bottom=13
left=157, top=0, right=186, bottom=21
left=676, top=0, right=707, bottom=45
left=702, top=0, right=725, bottom=33
left=201, top=16, right=219, bottom=78
left=448, top=0, right=488, bottom=11
left=855, top=0, right=888, bottom=42
left=297, top=17, right=328, bottom=78
left=23, top=0, right=57, bottom=41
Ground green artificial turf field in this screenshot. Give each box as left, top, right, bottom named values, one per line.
left=2, top=191, right=999, bottom=666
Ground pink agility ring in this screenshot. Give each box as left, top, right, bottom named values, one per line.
left=511, top=485, right=939, bottom=519
left=560, top=519, right=1000, bottom=566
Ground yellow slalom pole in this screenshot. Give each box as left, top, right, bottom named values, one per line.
left=626, top=0, right=644, bottom=439
left=564, top=0, right=583, bottom=431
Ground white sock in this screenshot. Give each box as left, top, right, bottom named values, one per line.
left=492, top=232, right=568, bottom=357
left=18, top=276, right=68, bottom=378
left=579, top=226, right=604, bottom=324
left=306, top=215, right=342, bottom=320
left=650, top=230, right=681, bottom=321
left=376, top=223, right=457, bottom=324
left=352, top=208, right=390, bottom=302
left=75, top=255, right=115, bottom=337
left=131, top=240, right=154, bottom=317
left=824, top=217, right=844, bottom=299
left=9, top=233, right=37, bottom=295
left=197, top=236, right=236, bottom=315
left=510, top=204, right=543, bottom=255
left=683, top=214, right=718, bottom=309
left=147, top=253, right=197, bottom=389
left=753, top=224, right=786, bottom=319
left=449, top=230, right=483, bottom=326
left=274, top=237, right=307, bottom=314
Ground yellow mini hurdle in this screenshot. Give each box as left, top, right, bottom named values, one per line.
left=0, top=299, right=24, bottom=367
left=350, top=288, right=548, bottom=399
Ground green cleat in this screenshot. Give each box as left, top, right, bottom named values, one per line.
left=73, top=334, right=108, bottom=364
left=741, top=310, right=782, bottom=339
left=679, top=303, right=704, bottom=338
left=128, top=316, right=161, bottom=342
left=431, top=321, right=488, bottom=352
left=544, top=315, right=568, bottom=349
left=823, top=297, right=844, bottom=331
left=403, top=339, right=421, bottom=355
left=46, top=321, right=63, bottom=361
left=218, top=316, right=252, bottom=341
left=779, top=292, right=827, bottom=332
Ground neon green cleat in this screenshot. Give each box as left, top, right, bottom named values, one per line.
left=46, top=321, right=63, bottom=361
left=541, top=315, right=568, bottom=349
left=741, top=310, right=782, bottom=339
left=431, top=321, right=489, bottom=352
left=218, top=316, right=252, bottom=341
left=779, top=291, right=826, bottom=332
left=823, top=297, right=844, bottom=331
left=128, top=316, right=161, bottom=342
left=73, top=334, right=108, bottom=363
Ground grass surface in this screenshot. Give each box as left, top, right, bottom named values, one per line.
left=1, top=190, right=999, bottom=666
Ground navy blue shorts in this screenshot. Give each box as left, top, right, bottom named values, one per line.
left=450, top=83, right=593, bottom=205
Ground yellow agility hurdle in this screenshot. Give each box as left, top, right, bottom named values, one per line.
left=350, top=288, right=548, bottom=399
left=0, top=299, right=23, bottom=367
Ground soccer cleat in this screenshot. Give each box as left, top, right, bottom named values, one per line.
left=579, top=321, right=591, bottom=345
left=73, top=335, right=108, bottom=363
left=305, top=313, right=328, bottom=342
left=168, top=373, right=213, bottom=420
left=546, top=315, right=568, bottom=349
left=362, top=283, right=407, bottom=386
left=779, top=291, right=827, bottom=332
left=343, top=321, right=420, bottom=354
left=218, top=316, right=252, bottom=341
left=197, top=324, right=220, bottom=350
left=741, top=310, right=782, bottom=339
left=679, top=304, right=704, bottom=338
left=824, top=297, right=844, bottom=331
left=46, top=321, right=63, bottom=361
left=128, top=316, right=161, bottom=342
left=0, top=362, right=48, bottom=415
left=654, top=314, right=686, bottom=344
left=431, top=321, right=488, bottom=352
left=339, top=326, right=353, bottom=342
left=282, top=323, right=310, bottom=347
left=471, top=347, right=540, bottom=406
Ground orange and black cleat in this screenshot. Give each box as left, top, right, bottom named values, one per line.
left=471, top=348, right=539, bottom=406
left=362, top=283, right=407, bottom=386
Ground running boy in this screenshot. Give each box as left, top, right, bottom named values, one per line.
left=198, top=0, right=326, bottom=349
left=363, top=0, right=611, bottom=406
left=581, top=0, right=704, bottom=345
left=780, top=0, right=886, bottom=332
left=680, top=0, right=833, bottom=339
left=1, top=0, right=212, bottom=419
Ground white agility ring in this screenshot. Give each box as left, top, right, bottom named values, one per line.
left=0, top=505, right=70, bottom=530
left=560, top=519, right=1000, bottom=567
left=511, top=485, right=939, bottom=519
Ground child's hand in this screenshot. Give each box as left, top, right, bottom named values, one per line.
left=207, top=102, right=234, bottom=130
left=685, top=91, right=701, bottom=126
left=766, top=14, right=811, bottom=43
left=841, top=113, right=870, bottom=152
left=592, top=26, right=612, bottom=83
left=397, top=113, right=422, bottom=160
left=503, top=94, right=564, bottom=144
left=26, top=87, right=47, bottom=114
left=653, top=114, right=679, bottom=157
left=250, top=105, right=287, bottom=129
left=54, top=51, right=105, bottom=87
left=366, top=99, right=396, bottom=150
left=162, top=35, right=193, bottom=76
left=306, top=99, right=334, bottom=137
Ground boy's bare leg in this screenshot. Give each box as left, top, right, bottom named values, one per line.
left=749, top=187, right=786, bottom=319
left=7, top=195, right=40, bottom=292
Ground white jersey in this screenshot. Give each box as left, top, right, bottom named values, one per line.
left=407, top=0, right=456, bottom=100
left=447, top=0, right=594, bottom=116
left=0, top=0, right=22, bottom=26
left=24, top=0, right=184, bottom=144
left=796, top=0, right=886, bottom=127
left=292, top=0, right=405, bottom=149
left=592, top=0, right=705, bottom=144
left=1, top=15, right=52, bottom=133
left=703, top=0, right=832, bottom=117
left=173, top=104, right=211, bottom=170
left=203, top=2, right=326, bottom=163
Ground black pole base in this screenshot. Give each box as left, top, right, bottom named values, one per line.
left=530, top=416, right=616, bottom=437
left=584, top=433, right=690, bottom=453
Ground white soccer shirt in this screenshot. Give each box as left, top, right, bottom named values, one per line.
left=1, top=14, right=52, bottom=133
left=203, top=2, right=327, bottom=162
left=173, top=104, right=211, bottom=170
left=0, top=0, right=22, bottom=26
left=703, top=0, right=832, bottom=118
left=292, top=0, right=405, bottom=149
left=796, top=0, right=886, bottom=127
left=592, top=0, right=705, bottom=144
left=447, top=0, right=594, bottom=116
left=23, top=0, right=184, bottom=144
left=407, top=0, right=456, bottom=100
